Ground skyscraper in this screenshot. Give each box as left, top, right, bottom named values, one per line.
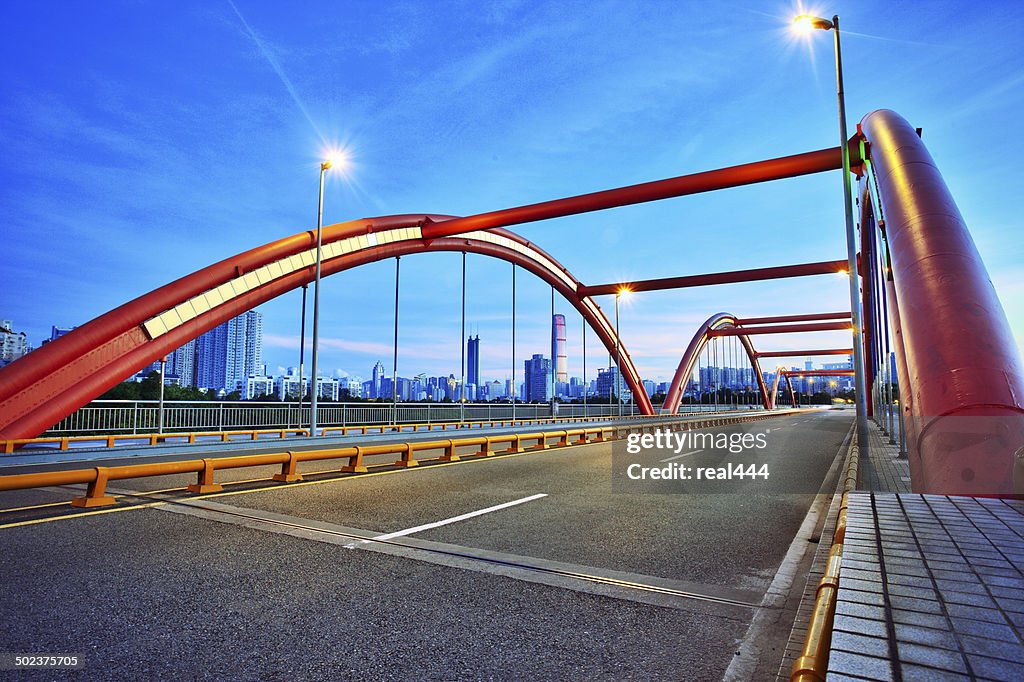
left=371, top=361, right=385, bottom=399
left=551, top=314, right=567, bottom=384
left=467, top=335, right=480, bottom=388
left=525, top=354, right=551, bottom=402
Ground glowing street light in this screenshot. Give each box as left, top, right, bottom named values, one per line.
left=792, top=12, right=870, bottom=453
left=309, top=152, right=345, bottom=437
left=793, top=14, right=834, bottom=32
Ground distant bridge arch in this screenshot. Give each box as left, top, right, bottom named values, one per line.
left=661, top=313, right=771, bottom=414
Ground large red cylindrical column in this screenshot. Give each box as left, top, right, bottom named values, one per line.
left=863, top=109, right=1024, bottom=495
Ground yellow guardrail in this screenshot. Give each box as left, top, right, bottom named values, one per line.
left=0, top=410, right=799, bottom=509
left=2, top=414, right=653, bottom=454
left=2, top=428, right=312, bottom=454
left=0, top=426, right=619, bottom=508
left=791, top=434, right=860, bottom=681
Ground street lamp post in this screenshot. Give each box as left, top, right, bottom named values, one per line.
left=615, top=289, right=629, bottom=418
left=158, top=356, right=166, bottom=434
left=309, top=158, right=333, bottom=438
left=795, top=13, right=870, bottom=454
left=296, top=284, right=308, bottom=429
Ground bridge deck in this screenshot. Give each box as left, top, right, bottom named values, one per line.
left=1, top=411, right=850, bottom=679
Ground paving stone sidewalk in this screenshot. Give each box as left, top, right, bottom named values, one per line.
left=828, top=419, right=1024, bottom=681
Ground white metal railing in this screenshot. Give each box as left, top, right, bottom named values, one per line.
left=45, top=400, right=643, bottom=436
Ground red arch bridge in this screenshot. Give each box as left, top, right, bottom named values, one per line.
left=1, top=109, right=1021, bottom=496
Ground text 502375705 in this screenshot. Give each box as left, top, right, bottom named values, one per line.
left=0, top=654, right=84, bottom=670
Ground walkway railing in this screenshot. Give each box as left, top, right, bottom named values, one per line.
left=45, top=400, right=643, bottom=436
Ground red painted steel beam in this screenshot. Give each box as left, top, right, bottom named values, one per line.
left=420, top=144, right=860, bottom=240
left=861, top=109, right=1024, bottom=496
left=756, top=349, right=853, bottom=358
left=736, top=312, right=851, bottom=326
left=579, top=260, right=848, bottom=297
left=708, top=321, right=852, bottom=337
left=781, top=370, right=855, bottom=377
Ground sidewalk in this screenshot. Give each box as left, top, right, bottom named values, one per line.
left=827, top=420, right=1024, bottom=680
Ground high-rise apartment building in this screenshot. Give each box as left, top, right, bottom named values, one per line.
left=168, top=339, right=196, bottom=387
left=596, top=366, right=631, bottom=401
left=524, top=354, right=551, bottom=402
left=194, top=310, right=263, bottom=392
left=0, top=320, right=29, bottom=363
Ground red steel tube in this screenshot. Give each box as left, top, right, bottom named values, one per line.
left=579, top=260, right=848, bottom=297
left=709, top=321, right=852, bottom=337
left=862, top=109, right=1024, bottom=495
left=757, top=349, right=853, bottom=358
left=736, top=312, right=851, bottom=326
left=421, top=145, right=858, bottom=240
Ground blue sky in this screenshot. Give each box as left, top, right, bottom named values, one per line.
left=1, top=1, right=1022, bottom=387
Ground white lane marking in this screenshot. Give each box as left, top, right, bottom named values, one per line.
left=659, top=449, right=704, bottom=463
left=346, top=493, right=548, bottom=548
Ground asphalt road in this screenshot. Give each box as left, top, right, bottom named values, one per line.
left=0, top=409, right=852, bottom=681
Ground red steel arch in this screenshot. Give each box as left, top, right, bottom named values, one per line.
left=661, top=313, right=771, bottom=414
left=860, top=109, right=1024, bottom=495
left=0, top=218, right=652, bottom=439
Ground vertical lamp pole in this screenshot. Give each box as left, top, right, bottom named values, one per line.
left=796, top=13, right=869, bottom=454
left=615, top=289, right=628, bottom=418
left=392, top=256, right=400, bottom=426
left=511, top=263, right=516, bottom=422
left=309, top=158, right=332, bottom=437
left=158, top=356, right=167, bottom=434
left=297, top=283, right=307, bottom=428
left=461, top=252, right=466, bottom=423
left=582, top=315, right=587, bottom=419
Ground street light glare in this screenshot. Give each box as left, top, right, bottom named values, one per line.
left=793, top=15, right=814, bottom=33
left=792, top=14, right=833, bottom=32
left=322, top=150, right=348, bottom=172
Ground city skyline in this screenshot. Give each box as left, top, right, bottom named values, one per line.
left=3, top=3, right=1021, bottom=387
